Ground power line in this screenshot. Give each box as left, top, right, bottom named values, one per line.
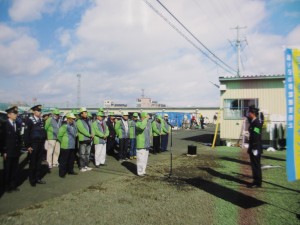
left=143, top=0, right=236, bottom=75
left=155, top=0, right=236, bottom=73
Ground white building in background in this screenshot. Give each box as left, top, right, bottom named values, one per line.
left=104, top=100, right=127, bottom=108
left=136, top=97, right=166, bottom=108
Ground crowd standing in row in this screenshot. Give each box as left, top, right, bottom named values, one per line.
left=0, top=105, right=172, bottom=193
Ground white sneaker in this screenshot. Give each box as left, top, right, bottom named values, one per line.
left=80, top=168, right=87, bottom=172
left=85, top=166, right=92, bottom=171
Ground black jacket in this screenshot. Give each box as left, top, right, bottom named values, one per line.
left=248, top=118, right=263, bottom=154
left=23, top=116, right=47, bottom=148
left=0, top=120, right=22, bottom=157
left=106, top=119, right=116, bottom=139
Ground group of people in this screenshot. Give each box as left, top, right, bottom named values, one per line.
left=0, top=104, right=172, bottom=193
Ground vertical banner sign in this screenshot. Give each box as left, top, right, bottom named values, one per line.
left=285, top=48, right=300, bottom=182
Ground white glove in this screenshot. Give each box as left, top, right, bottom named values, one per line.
left=252, top=149, right=258, bottom=156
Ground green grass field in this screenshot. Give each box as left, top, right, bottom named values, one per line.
left=0, top=135, right=299, bottom=225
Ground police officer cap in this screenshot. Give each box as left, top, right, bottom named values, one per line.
left=79, top=107, right=87, bottom=113
left=5, top=106, right=18, bottom=114
left=133, top=112, right=139, bottom=117
left=249, top=107, right=259, bottom=114
left=31, top=104, right=42, bottom=111
left=141, top=112, right=148, bottom=118
left=98, top=107, right=104, bottom=112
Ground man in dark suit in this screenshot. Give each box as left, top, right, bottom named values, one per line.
left=106, top=113, right=116, bottom=156
left=23, top=105, right=47, bottom=187
left=0, top=106, right=22, bottom=192
left=247, top=107, right=263, bottom=188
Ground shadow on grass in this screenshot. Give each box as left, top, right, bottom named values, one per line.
left=181, top=134, right=216, bottom=143
left=184, top=177, right=266, bottom=209
left=198, top=167, right=250, bottom=185
left=220, top=157, right=251, bottom=166
left=121, top=161, right=137, bottom=176
left=232, top=172, right=300, bottom=194
left=262, top=155, right=286, bottom=162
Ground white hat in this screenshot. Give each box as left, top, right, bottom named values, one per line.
left=164, top=113, right=168, bottom=117
left=122, top=111, right=129, bottom=116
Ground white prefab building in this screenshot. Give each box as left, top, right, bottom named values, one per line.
left=219, top=75, right=286, bottom=142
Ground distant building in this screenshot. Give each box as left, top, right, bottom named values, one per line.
left=219, top=75, right=286, bottom=142
left=104, top=100, right=127, bottom=108
left=136, top=97, right=166, bottom=108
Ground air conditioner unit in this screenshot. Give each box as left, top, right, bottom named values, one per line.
left=220, top=84, right=227, bottom=91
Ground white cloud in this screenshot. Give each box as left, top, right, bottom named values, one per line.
left=0, top=24, right=53, bottom=77
left=1, top=0, right=299, bottom=107
left=9, top=0, right=56, bottom=22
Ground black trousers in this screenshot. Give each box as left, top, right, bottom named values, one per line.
left=153, top=136, right=161, bottom=153
left=106, top=138, right=116, bottom=155
left=29, top=142, right=44, bottom=184
left=249, top=152, right=262, bottom=185
left=59, top=149, right=75, bottom=177
left=4, top=156, right=19, bottom=189
left=119, top=138, right=129, bottom=160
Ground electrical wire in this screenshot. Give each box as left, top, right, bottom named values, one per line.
left=155, top=0, right=237, bottom=74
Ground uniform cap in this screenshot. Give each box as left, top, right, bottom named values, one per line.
left=141, top=112, right=148, bottom=118
left=98, top=107, right=104, bottom=112
left=66, top=112, right=76, bottom=119
left=249, top=107, right=259, bottom=114
left=122, top=111, right=129, bottom=116
left=5, top=106, right=18, bottom=114
left=133, top=112, right=139, bottom=117
left=79, top=107, right=87, bottom=113
left=52, top=108, right=60, bottom=115
left=71, top=109, right=79, bottom=115
left=164, top=113, right=168, bottom=117
left=97, top=111, right=105, bottom=117
left=109, top=112, right=115, bottom=117
left=31, top=104, right=42, bottom=111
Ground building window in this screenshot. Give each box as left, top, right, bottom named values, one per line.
left=223, top=99, right=258, bottom=119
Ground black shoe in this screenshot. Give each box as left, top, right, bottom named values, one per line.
left=100, top=164, right=107, bottom=166
left=68, top=172, right=78, bottom=175
left=59, top=175, right=66, bottom=178
left=95, top=165, right=100, bottom=168
left=30, top=182, right=36, bottom=187
left=36, top=180, right=46, bottom=184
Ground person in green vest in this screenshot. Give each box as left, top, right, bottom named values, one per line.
left=129, top=113, right=139, bottom=160
left=152, top=115, right=162, bottom=155
left=44, top=108, right=61, bottom=169
left=57, top=112, right=78, bottom=178
left=76, top=107, right=93, bottom=172
left=115, top=112, right=130, bottom=162
left=136, top=112, right=152, bottom=176
left=161, top=114, right=171, bottom=152
left=92, top=111, right=109, bottom=167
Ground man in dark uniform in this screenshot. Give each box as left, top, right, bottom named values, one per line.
left=106, top=113, right=116, bottom=156
left=247, top=107, right=263, bottom=188
left=0, top=106, right=22, bottom=192
left=23, top=105, right=47, bottom=186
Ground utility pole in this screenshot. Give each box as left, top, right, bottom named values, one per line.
left=77, top=74, right=81, bottom=107
left=230, top=25, right=247, bottom=77
left=141, top=88, right=145, bottom=98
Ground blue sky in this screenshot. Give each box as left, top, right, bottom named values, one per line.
left=0, top=0, right=299, bottom=107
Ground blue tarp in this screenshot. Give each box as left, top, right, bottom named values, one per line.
left=155, top=112, right=192, bottom=127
